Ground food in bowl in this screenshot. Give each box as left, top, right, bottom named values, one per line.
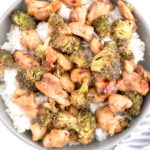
left=0, top=0, right=149, bottom=148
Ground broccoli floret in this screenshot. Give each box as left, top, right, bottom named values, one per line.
left=0, top=49, right=14, bottom=74
left=70, top=50, right=90, bottom=68
left=11, top=10, right=36, bottom=30
left=123, top=91, right=143, bottom=117
left=43, top=101, right=58, bottom=113
left=48, top=13, right=64, bottom=27
left=77, top=109, right=96, bottom=144
left=53, top=111, right=78, bottom=131
left=38, top=106, right=55, bottom=127
left=111, top=19, right=136, bottom=40
left=52, top=34, right=82, bottom=54
left=120, top=49, right=134, bottom=60
left=53, top=64, right=65, bottom=79
left=70, top=90, right=89, bottom=109
left=116, top=38, right=130, bottom=50
left=69, top=129, right=78, bottom=142
left=90, top=42, right=122, bottom=80
left=119, top=118, right=130, bottom=130
left=92, top=15, right=110, bottom=38
left=16, top=66, right=45, bottom=91
left=35, top=37, right=51, bottom=61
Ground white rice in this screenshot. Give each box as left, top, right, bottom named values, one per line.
left=58, top=4, right=72, bottom=21
left=0, top=1, right=146, bottom=142
left=95, top=128, right=108, bottom=141
left=0, top=68, right=31, bottom=133
left=109, top=6, right=123, bottom=24
left=89, top=103, right=103, bottom=114
left=0, top=25, right=26, bottom=53
left=36, top=22, right=49, bottom=42
left=68, top=142, right=80, bottom=146
left=36, top=94, right=48, bottom=106
left=82, top=0, right=94, bottom=9
left=130, top=32, right=145, bottom=63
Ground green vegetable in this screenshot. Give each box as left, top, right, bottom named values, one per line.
left=70, top=90, right=89, bottom=109
left=70, top=50, right=90, bottom=68
left=48, top=13, right=64, bottom=27
left=16, top=66, right=45, bottom=91
left=0, top=49, right=14, bottom=74
left=77, top=109, right=96, bottom=144
left=53, top=111, right=78, bottom=131
left=52, top=34, right=82, bottom=54
left=111, top=19, right=136, bottom=40
left=123, top=91, right=143, bottom=117
left=38, top=107, right=55, bottom=127
left=11, top=10, right=36, bottom=30
left=91, top=42, right=122, bottom=80
left=92, top=15, right=110, bottom=38
left=35, top=37, right=51, bottom=61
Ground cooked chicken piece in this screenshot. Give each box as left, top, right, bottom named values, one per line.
left=70, top=6, right=87, bottom=24
left=89, top=36, right=103, bottom=54
left=98, top=0, right=114, bottom=10
left=21, top=30, right=42, bottom=50
left=124, top=60, right=136, bottom=73
left=68, top=105, right=78, bottom=116
left=25, top=0, right=62, bottom=21
left=12, top=89, right=37, bottom=118
left=94, top=73, right=117, bottom=94
left=58, top=104, right=66, bottom=111
left=58, top=23, right=72, bottom=35
left=108, top=94, right=132, bottom=113
left=117, top=71, right=149, bottom=96
left=43, top=129, right=70, bottom=148
left=87, top=1, right=111, bottom=24
left=145, top=71, right=150, bottom=82
left=31, top=122, right=47, bottom=141
left=136, top=65, right=150, bottom=83
left=96, top=107, right=125, bottom=135
left=70, top=68, right=91, bottom=83
left=118, top=0, right=135, bottom=21
left=60, top=73, right=75, bottom=93
left=62, top=0, right=82, bottom=8
left=45, top=49, right=73, bottom=71
left=69, top=22, right=94, bottom=41
left=86, top=88, right=109, bottom=103
left=57, top=53, right=73, bottom=71
left=46, top=48, right=58, bottom=62
left=13, top=50, right=39, bottom=68
left=35, top=73, right=70, bottom=106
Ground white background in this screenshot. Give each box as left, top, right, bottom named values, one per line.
left=0, top=0, right=150, bottom=150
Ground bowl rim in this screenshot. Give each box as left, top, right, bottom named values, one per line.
left=0, top=0, right=150, bottom=150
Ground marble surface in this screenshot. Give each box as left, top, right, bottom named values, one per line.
left=0, top=0, right=149, bottom=150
